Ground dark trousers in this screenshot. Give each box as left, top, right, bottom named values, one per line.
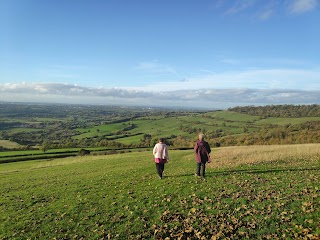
left=196, top=162, right=206, bottom=177
left=156, top=163, right=165, bottom=178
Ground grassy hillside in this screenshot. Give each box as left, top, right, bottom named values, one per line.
left=0, top=140, right=22, bottom=149
left=70, top=111, right=261, bottom=144
left=255, top=116, right=320, bottom=125
left=2, top=103, right=320, bottom=150
left=1, top=144, right=319, bottom=239
left=71, top=111, right=320, bottom=145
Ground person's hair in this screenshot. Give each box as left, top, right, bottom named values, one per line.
left=198, top=133, right=205, bottom=141
left=159, top=138, right=164, bottom=143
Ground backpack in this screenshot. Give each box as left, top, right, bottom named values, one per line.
left=197, top=142, right=211, bottom=163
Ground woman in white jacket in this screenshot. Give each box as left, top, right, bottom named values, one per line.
left=153, top=138, right=169, bottom=179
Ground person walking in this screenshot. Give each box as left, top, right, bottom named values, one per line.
left=194, top=133, right=211, bottom=177
left=153, top=138, right=169, bottom=179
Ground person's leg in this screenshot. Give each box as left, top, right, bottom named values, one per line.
left=201, top=162, right=206, bottom=177
left=196, top=163, right=201, bottom=176
left=156, top=163, right=162, bottom=178
left=160, top=163, right=165, bottom=178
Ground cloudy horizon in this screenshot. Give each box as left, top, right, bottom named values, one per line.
left=2, top=81, right=320, bottom=109
left=1, top=0, right=319, bottom=109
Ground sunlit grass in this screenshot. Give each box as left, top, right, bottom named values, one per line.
left=1, top=146, right=319, bottom=239
left=0, top=140, right=23, bottom=149
left=204, top=111, right=261, bottom=122
left=211, top=143, right=320, bottom=169
left=255, top=117, right=320, bottom=125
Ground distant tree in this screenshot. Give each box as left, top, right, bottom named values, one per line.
left=79, top=149, right=90, bottom=156
left=141, top=134, right=152, bottom=147
left=172, top=136, right=193, bottom=148
left=40, top=141, right=51, bottom=153
left=151, top=137, right=159, bottom=146
left=228, top=104, right=320, bottom=117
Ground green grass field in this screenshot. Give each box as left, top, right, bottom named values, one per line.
left=71, top=111, right=320, bottom=145
left=1, top=145, right=319, bottom=239
left=74, top=123, right=127, bottom=139
left=204, top=111, right=261, bottom=122
left=255, top=116, right=320, bottom=125
left=72, top=112, right=257, bottom=145
left=3, top=110, right=320, bottom=149
left=0, top=140, right=22, bottom=149
left=0, top=148, right=89, bottom=157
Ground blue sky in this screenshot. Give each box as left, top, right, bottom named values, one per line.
left=1, top=0, right=320, bottom=109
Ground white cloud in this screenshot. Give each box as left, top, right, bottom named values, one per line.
left=217, top=0, right=318, bottom=19
left=135, top=60, right=177, bottom=75
left=224, top=0, right=255, bottom=15
left=2, top=63, right=320, bottom=108
left=289, top=0, right=319, bottom=14
left=1, top=81, right=320, bottom=109
left=258, top=9, right=274, bottom=20
left=134, top=67, right=320, bottom=92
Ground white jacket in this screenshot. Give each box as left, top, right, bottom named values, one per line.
left=153, top=143, right=169, bottom=160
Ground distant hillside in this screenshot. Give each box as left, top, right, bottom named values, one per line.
left=1, top=103, right=320, bottom=150
left=229, top=104, right=320, bottom=117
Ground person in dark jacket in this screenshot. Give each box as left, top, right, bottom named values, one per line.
left=194, top=133, right=211, bottom=177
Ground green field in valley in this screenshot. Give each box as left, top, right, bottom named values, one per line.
left=71, top=110, right=320, bottom=145
left=2, top=103, right=320, bottom=152
left=255, top=116, right=320, bottom=125
left=0, top=140, right=22, bottom=149
left=71, top=111, right=262, bottom=145
left=1, top=144, right=319, bottom=239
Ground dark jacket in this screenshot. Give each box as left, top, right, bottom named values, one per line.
left=194, top=140, right=211, bottom=163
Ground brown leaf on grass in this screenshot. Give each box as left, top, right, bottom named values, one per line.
left=190, top=208, right=197, bottom=213
left=302, top=201, right=314, bottom=213
left=162, top=210, right=170, bottom=216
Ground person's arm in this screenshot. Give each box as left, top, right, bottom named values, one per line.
left=153, top=144, right=158, bottom=156
left=165, top=145, right=169, bottom=160
left=206, top=142, right=211, bottom=154
left=194, top=142, right=198, bottom=153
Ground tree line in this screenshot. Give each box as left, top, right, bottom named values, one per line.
left=214, top=121, right=320, bottom=147
left=229, top=104, right=320, bottom=117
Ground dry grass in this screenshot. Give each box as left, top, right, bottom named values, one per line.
left=0, top=140, right=22, bottom=149
left=209, top=143, right=320, bottom=169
